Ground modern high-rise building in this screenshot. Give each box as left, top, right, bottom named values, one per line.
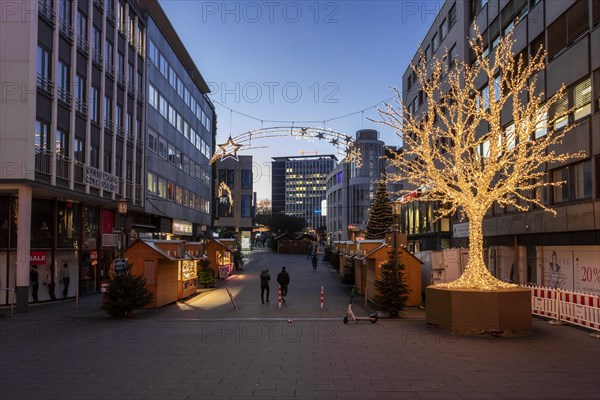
left=0, top=0, right=216, bottom=311
left=272, top=155, right=337, bottom=230
left=400, top=0, right=600, bottom=290
left=325, top=129, right=402, bottom=241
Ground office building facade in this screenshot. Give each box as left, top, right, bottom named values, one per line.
left=0, top=0, right=215, bottom=310
left=326, top=130, right=402, bottom=241
left=401, top=0, right=600, bottom=291
left=272, top=155, right=336, bottom=230
left=144, top=0, right=215, bottom=240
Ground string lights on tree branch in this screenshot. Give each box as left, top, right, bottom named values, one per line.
left=377, top=28, right=583, bottom=291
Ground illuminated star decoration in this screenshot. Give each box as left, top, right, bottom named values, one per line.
left=316, top=132, right=325, bottom=140
left=300, top=127, right=308, bottom=136
left=329, top=138, right=339, bottom=146
left=213, top=136, right=242, bottom=163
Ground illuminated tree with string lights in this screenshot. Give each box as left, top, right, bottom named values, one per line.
left=365, top=176, right=393, bottom=240
left=378, top=30, right=583, bottom=290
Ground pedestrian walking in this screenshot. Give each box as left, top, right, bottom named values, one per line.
left=277, top=266, right=290, bottom=302
left=43, top=265, right=56, bottom=300
left=311, top=253, right=318, bottom=271
left=30, top=265, right=39, bottom=302
left=60, top=263, right=70, bottom=298
left=260, top=269, right=271, bottom=304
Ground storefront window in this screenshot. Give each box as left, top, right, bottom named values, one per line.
left=57, top=201, right=79, bottom=249
left=31, top=199, right=52, bottom=249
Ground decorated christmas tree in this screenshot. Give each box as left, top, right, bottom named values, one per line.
left=373, top=250, right=409, bottom=318
left=365, top=177, right=393, bottom=239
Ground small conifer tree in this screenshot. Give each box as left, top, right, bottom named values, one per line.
left=373, top=250, right=410, bottom=318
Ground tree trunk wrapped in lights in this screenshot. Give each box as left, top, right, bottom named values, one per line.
left=378, top=29, right=583, bottom=291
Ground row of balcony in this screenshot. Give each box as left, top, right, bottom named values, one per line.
left=35, top=149, right=143, bottom=204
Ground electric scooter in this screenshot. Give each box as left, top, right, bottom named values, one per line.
left=343, top=287, right=377, bottom=324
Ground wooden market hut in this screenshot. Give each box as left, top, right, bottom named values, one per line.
left=354, top=240, right=423, bottom=307
left=124, top=240, right=199, bottom=308
left=275, top=233, right=314, bottom=254
left=204, top=239, right=234, bottom=279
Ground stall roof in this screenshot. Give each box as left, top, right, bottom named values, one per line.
left=207, top=239, right=234, bottom=252
left=137, top=239, right=193, bottom=261
left=356, top=243, right=424, bottom=264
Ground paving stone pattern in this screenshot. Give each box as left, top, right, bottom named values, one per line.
left=1, top=249, right=598, bottom=399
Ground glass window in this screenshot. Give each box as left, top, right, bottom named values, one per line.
left=103, top=150, right=111, bottom=173
left=37, top=45, right=50, bottom=79
left=56, top=129, right=69, bottom=157
left=147, top=173, right=156, bottom=194
left=449, top=44, right=457, bottom=69
left=90, top=145, right=99, bottom=168
left=241, top=195, right=252, bottom=217
left=90, top=86, right=99, bottom=123
left=573, top=78, right=591, bottom=121
left=77, top=10, right=87, bottom=40
left=76, top=74, right=85, bottom=105
left=432, top=33, right=439, bottom=52
left=92, top=26, right=101, bottom=52
left=168, top=182, right=175, bottom=201
left=148, top=130, right=157, bottom=152
left=74, top=137, right=84, bottom=162
left=574, top=161, right=592, bottom=199
left=553, top=96, right=568, bottom=130
left=105, top=39, right=113, bottom=66
left=494, top=74, right=502, bottom=102
left=57, top=60, right=69, bottom=101
left=553, top=167, right=570, bottom=203
left=448, top=3, right=457, bottom=28
left=534, top=108, right=547, bottom=139
left=242, top=169, right=252, bottom=189
left=158, top=138, right=167, bottom=158
left=158, top=177, right=167, bottom=198
left=440, top=18, right=448, bottom=40
left=168, top=143, right=176, bottom=164
left=35, top=119, right=50, bottom=150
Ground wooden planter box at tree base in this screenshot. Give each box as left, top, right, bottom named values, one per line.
left=426, top=286, right=532, bottom=336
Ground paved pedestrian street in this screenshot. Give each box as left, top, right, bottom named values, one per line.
left=1, top=249, right=599, bottom=399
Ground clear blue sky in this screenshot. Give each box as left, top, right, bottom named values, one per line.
left=159, top=0, right=443, bottom=200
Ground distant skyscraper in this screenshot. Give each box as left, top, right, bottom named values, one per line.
left=272, top=155, right=337, bottom=229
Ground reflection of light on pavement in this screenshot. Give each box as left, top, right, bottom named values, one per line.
left=177, top=286, right=243, bottom=311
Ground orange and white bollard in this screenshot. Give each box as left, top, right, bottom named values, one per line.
left=320, top=286, right=324, bottom=309
left=278, top=285, right=282, bottom=308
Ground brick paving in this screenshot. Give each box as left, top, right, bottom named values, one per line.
left=1, top=248, right=599, bottom=399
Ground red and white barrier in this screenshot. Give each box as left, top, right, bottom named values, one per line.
left=320, top=286, right=324, bottom=309
left=525, top=285, right=600, bottom=333
left=529, top=286, right=559, bottom=320
left=559, top=290, right=600, bottom=331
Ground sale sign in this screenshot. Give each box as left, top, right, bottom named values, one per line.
left=574, top=250, right=600, bottom=296
left=30, top=251, right=47, bottom=265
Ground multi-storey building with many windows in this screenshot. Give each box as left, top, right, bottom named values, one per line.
left=325, top=130, right=403, bottom=242
left=0, top=0, right=215, bottom=311
left=401, top=0, right=600, bottom=291
left=144, top=0, right=215, bottom=239
left=272, top=155, right=336, bottom=230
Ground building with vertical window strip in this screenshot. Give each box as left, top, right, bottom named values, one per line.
left=0, top=0, right=215, bottom=312
left=401, top=0, right=600, bottom=292
left=213, top=156, right=254, bottom=249
left=272, top=155, right=336, bottom=230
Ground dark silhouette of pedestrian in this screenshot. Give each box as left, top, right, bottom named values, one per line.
left=30, top=265, right=39, bottom=302
left=311, top=253, right=318, bottom=271
left=277, top=266, right=290, bottom=302
left=60, top=263, right=70, bottom=298
left=260, top=269, right=271, bottom=304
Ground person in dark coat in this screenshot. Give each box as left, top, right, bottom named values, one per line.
left=260, top=269, right=271, bottom=304
left=30, top=265, right=39, bottom=302
left=277, top=266, right=290, bottom=302
left=311, top=253, right=318, bottom=271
